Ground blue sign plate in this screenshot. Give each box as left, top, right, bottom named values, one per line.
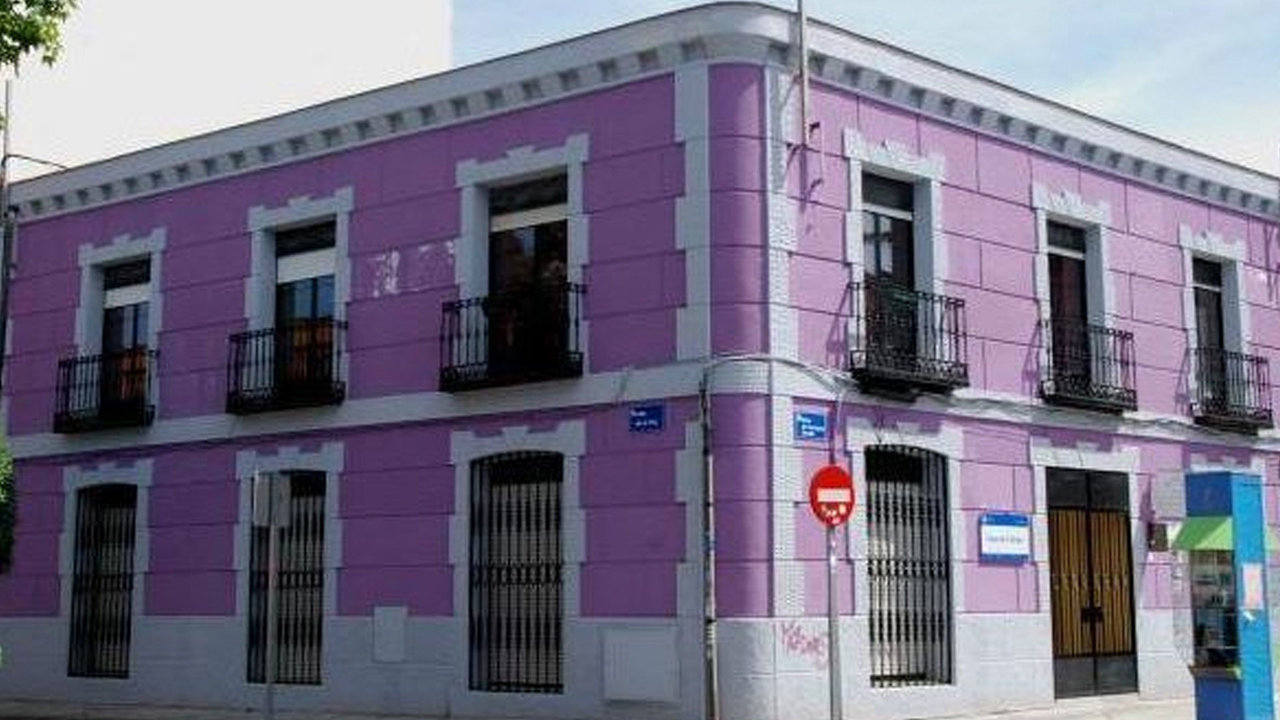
left=629, top=404, right=665, bottom=433
left=979, top=513, right=1031, bottom=564
left=794, top=411, right=829, bottom=441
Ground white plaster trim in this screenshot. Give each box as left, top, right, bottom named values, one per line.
left=675, top=420, right=705, bottom=624
left=1032, top=182, right=1114, bottom=332
left=1179, top=223, right=1250, bottom=365
left=16, top=360, right=1280, bottom=462
left=675, top=63, right=712, bottom=361
left=245, top=187, right=354, bottom=330
left=233, top=442, right=345, bottom=684
left=59, top=459, right=153, bottom=672
left=448, top=420, right=586, bottom=705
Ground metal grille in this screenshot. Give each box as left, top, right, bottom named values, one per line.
left=55, top=350, right=157, bottom=433
left=469, top=452, right=563, bottom=693
left=1040, top=319, right=1137, bottom=413
left=227, top=320, right=347, bottom=414
left=850, top=280, right=969, bottom=394
left=1192, top=347, right=1273, bottom=432
left=866, top=446, right=953, bottom=687
left=68, top=484, right=137, bottom=678
left=440, top=283, right=585, bottom=392
left=247, top=472, right=325, bottom=685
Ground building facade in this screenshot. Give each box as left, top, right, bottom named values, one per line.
left=1, top=4, right=1278, bottom=719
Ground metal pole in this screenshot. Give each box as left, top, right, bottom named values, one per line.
left=700, top=383, right=719, bottom=720
left=798, top=0, right=811, bottom=146
left=827, top=525, right=842, bottom=720
left=265, top=480, right=279, bottom=720
left=0, top=80, right=14, bottom=399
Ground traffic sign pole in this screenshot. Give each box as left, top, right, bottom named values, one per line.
left=827, top=525, right=841, bottom=720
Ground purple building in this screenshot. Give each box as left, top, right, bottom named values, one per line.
left=1, top=4, right=1278, bottom=719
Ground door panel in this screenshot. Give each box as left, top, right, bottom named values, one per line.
left=1048, top=469, right=1137, bottom=698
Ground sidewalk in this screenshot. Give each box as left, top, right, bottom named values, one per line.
left=0, top=696, right=1195, bottom=720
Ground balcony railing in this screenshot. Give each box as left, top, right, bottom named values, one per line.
left=440, top=282, right=585, bottom=392
left=1039, top=319, right=1137, bottom=413
left=54, top=349, right=157, bottom=433
left=1192, top=348, right=1273, bottom=433
left=849, top=280, right=968, bottom=397
left=227, top=319, right=347, bottom=414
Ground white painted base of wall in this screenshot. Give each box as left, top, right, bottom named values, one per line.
left=717, top=612, right=1193, bottom=720
left=0, top=615, right=704, bottom=720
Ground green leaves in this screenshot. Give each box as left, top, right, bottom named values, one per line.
left=0, top=0, right=77, bottom=69
left=0, top=441, right=12, bottom=574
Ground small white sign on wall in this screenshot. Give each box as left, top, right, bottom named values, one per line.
left=979, top=513, right=1032, bottom=564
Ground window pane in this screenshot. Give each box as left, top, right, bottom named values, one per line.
left=103, top=259, right=151, bottom=290
left=1193, top=258, right=1222, bottom=288
left=1195, top=287, right=1225, bottom=349
left=1047, top=222, right=1086, bottom=253
left=489, top=175, right=568, bottom=216
left=315, top=275, right=335, bottom=318
left=863, top=174, right=914, bottom=212
left=102, top=303, right=148, bottom=353
left=275, top=222, right=336, bottom=257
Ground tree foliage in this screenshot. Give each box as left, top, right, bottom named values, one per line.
left=0, top=0, right=76, bottom=70
left=0, top=440, right=12, bottom=574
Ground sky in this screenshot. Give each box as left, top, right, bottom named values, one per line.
left=6, top=0, right=1278, bottom=180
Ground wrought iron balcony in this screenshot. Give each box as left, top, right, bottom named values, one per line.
left=1039, top=319, right=1137, bottom=413
left=1191, top=348, right=1273, bottom=433
left=54, top=349, right=157, bottom=433
left=440, top=282, right=585, bottom=392
left=227, top=319, right=347, bottom=414
left=849, top=280, right=968, bottom=398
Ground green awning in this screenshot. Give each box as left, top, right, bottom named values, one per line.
left=1171, top=517, right=1280, bottom=552
left=1172, top=517, right=1233, bottom=551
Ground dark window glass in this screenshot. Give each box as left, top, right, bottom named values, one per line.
left=103, top=259, right=150, bottom=290
left=1048, top=222, right=1087, bottom=254
left=489, top=222, right=568, bottom=293
left=1195, top=286, right=1224, bottom=350
left=1193, top=258, right=1223, bottom=289
left=102, top=303, right=149, bottom=354
left=276, top=275, right=335, bottom=325
left=862, top=212, right=914, bottom=287
left=862, top=174, right=914, bottom=212
left=489, top=174, right=567, bottom=216
left=1049, top=254, right=1088, bottom=323
left=275, top=222, right=336, bottom=257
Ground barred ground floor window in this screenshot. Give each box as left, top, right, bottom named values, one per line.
left=469, top=451, right=564, bottom=694
left=866, top=446, right=953, bottom=687
left=247, top=471, right=325, bottom=685
left=68, top=483, right=138, bottom=678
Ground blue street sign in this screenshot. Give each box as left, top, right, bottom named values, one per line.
left=629, top=404, right=665, bottom=433
left=794, top=411, right=829, bottom=441
left=979, top=513, right=1031, bottom=564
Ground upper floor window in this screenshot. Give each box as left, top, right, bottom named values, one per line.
left=441, top=173, right=584, bottom=391
left=274, top=222, right=337, bottom=325
left=850, top=173, right=967, bottom=397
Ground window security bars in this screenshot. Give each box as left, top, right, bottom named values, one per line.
left=866, top=446, right=953, bottom=687
left=469, top=452, right=564, bottom=694
left=1192, top=347, right=1273, bottom=432
left=227, top=320, right=347, bottom=414
left=55, top=350, right=157, bottom=433
left=247, top=472, right=325, bottom=685
left=68, top=484, right=138, bottom=678
left=1039, top=319, right=1137, bottom=413
left=849, top=280, right=968, bottom=395
left=441, top=283, right=585, bottom=392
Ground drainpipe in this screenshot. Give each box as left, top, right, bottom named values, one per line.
left=798, top=0, right=811, bottom=147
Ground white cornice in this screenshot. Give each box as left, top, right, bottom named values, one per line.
left=11, top=2, right=1278, bottom=223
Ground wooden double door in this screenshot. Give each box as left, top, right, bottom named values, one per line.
left=1048, top=469, right=1137, bottom=698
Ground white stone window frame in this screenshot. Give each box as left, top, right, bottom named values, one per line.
left=448, top=420, right=586, bottom=712
left=75, top=229, right=166, bottom=408
left=59, top=459, right=153, bottom=675
left=1179, top=224, right=1250, bottom=397
left=1029, top=437, right=1142, bottom=676
left=1032, top=183, right=1114, bottom=329
left=845, top=419, right=968, bottom=697
left=244, top=187, right=354, bottom=331
left=233, top=442, right=345, bottom=688
left=844, top=130, right=948, bottom=358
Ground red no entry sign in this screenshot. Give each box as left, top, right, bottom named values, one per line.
left=809, top=465, right=855, bottom=527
